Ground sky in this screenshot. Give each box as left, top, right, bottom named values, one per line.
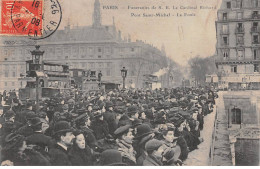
left=56, top=0, right=222, bottom=66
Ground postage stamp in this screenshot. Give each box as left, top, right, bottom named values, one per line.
left=1, top=0, right=43, bottom=36
left=1, top=0, right=62, bottom=40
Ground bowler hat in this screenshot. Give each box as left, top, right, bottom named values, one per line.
left=4, top=133, right=25, bottom=150
left=53, top=121, right=74, bottom=135
left=145, top=139, right=164, bottom=152
left=30, top=117, right=43, bottom=126
left=100, top=149, right=126, bottom=166
left=114, top=124, right=131, bottom=137
left=135, top=124, right=153, bottom=139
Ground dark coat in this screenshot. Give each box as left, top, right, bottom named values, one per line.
left=177, top=136, right=189, bottom=161
left=48, top=143, right=71, bottom=166
left=90, top=119, right=109, bottom=140
left=1, top=149, right=51, bottom=166
left=143, top=155, right=163, bottom=166
left=68, top=144, right=93, bottom=166
left=103, top=110, right=117, bottom=135
left=26, top=132, right=55, bottom=151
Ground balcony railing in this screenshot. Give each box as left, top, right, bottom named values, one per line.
left=251, top=26, right=260, bottom=33
left=235, top=27, right=245, bottom=33
left=252, top=14, right=260, bottom=19
left=237, top=40, right=244, bottom=45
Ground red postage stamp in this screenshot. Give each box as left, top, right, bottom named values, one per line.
left=1, top=0, right=43, bottom=36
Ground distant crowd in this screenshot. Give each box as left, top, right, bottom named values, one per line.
left=0, top=87, right=217, bottom=166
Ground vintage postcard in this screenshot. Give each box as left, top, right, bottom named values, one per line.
left=0, top=0, right=259, bottom=166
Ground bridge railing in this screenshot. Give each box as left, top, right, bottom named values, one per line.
left=209, top=105, right=218, bottom=165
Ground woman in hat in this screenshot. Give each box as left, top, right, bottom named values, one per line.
left=114, top=125, right=136, bottom=166
left=68, top=130, right=95, bottom=166
left=73, top=113, right=97, bottom=149
left=1, top=133, right=50, bottom=166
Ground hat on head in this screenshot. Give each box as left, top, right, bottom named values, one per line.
left=135, top=124, right=153, bottom=139
left=53, top=121, right=74, bottom=135
left=132, top=118, right=142, bottom=128
left=4, top=133, right=25, bottom=150
left=100, top=149, right=126, bottom=166
left=30, top=117, right=43, bottom=126
left=145, top=139, right=164, bottom=152
left=127, top=105, right=138, bottom=116
left=114, top=124, right=131, bottom=137
left=105, top=101, right=114, bottom=109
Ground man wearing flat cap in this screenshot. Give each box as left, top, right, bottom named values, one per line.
left=114, top=124, right=136, bottom=165
left=143, top=139, right=165, bottom=166
left=48, top=121, right=75, bottom=166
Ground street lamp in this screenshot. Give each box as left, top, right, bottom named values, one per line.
left=30, top=45, right=44, bottom=113
left=121, top=67, right=127, bottom=90
left=98, top=71, right=102, bottom=88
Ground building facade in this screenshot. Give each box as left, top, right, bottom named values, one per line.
left=215, top=0, right=260, bottom=89
left=0, top=0, right=168, bottom=92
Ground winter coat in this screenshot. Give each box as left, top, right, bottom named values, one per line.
left=116, top=139, right=136, bottom=165
left=90, top=119, right=109, bottom=140
left=48, top=143, right=71, bottom=166
left=143, top=155, right=163, bottom=166
left=103, top=110, right=117, bottom=135
left=68, top=144, right=94, bottom=166
left=1, top=149, right=51, bottom=166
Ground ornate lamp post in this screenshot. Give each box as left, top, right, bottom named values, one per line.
left=30, top=45, right=44, bottom=113
left=121, top=67, right=127, bottom=90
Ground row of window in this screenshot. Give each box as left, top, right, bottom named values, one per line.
left=222, top=11, right=260, bottom=21
left=0, top=82, right=16, bottom=87
left=226, top=0, right=259, bottom=9
left=222, top=48, right=260, bottom=60
left=222, top=34, right=260, bottom=45
left=0, top=46, right=137, bottom=59
left=230, top=64, right=259, bottom=73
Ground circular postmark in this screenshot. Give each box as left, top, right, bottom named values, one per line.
left=11, top=0, right=62, bottom=40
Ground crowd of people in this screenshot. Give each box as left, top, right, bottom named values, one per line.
left=0, top=87, right=217, bottom=166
